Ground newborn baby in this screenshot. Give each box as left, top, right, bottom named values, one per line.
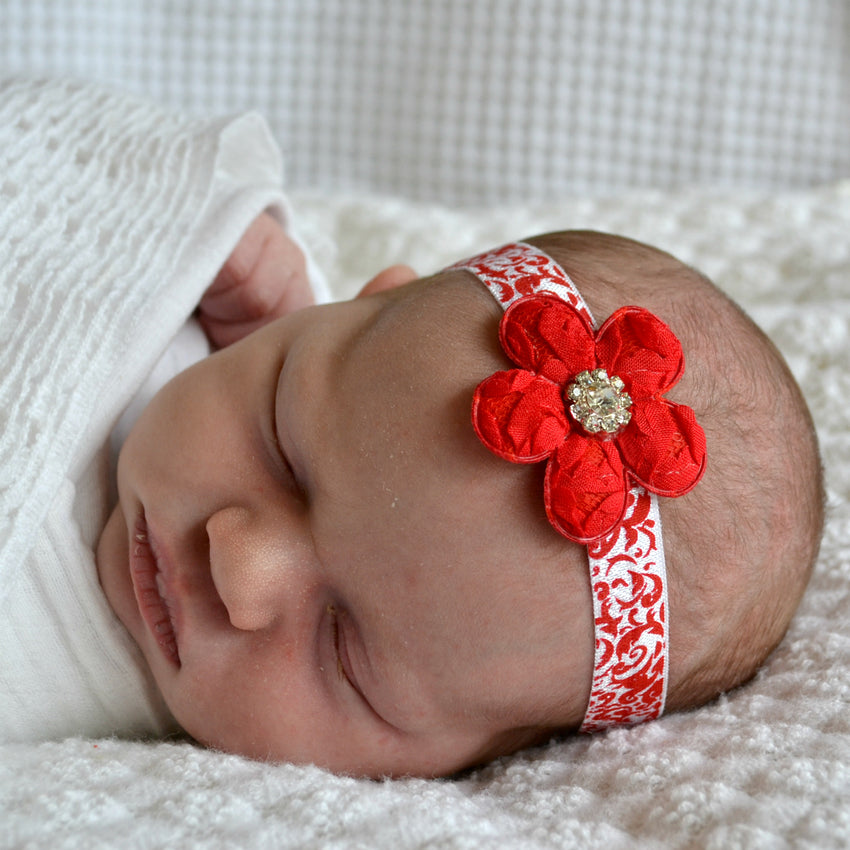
left=96, top=217, right=823, bottom=778
left=0, top=77, right=821, bottom=778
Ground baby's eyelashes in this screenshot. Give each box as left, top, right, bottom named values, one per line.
left=327, top=602, right=378, bottom=718
left=327, top=603, right=347, bottom=681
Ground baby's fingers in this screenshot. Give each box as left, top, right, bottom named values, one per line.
left=200, top=212, right=313, bottom=347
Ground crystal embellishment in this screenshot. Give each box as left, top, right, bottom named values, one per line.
left=567, top=369, right=632, bottom=435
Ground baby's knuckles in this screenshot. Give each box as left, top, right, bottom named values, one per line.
left=199, top=212, right=311, bottom=347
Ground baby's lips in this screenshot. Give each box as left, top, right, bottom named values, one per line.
left=129, top=516, right=182, bottom=667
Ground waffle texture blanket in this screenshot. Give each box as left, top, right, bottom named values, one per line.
left=2, top=178, right=849, bottom=847
left=0, top=77, right=300, bottom=744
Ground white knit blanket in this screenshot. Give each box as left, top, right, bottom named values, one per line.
left=3, top=182, right=850, bottom=846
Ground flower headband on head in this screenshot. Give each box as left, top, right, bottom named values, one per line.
left=450, top=242, right=707, bottom=732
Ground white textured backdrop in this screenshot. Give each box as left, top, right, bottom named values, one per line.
left=1, top=0, right=848, bottom=205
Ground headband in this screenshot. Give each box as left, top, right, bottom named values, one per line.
left=451, top=242, right=706, bottom=732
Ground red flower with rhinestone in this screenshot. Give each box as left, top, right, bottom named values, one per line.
left=472, top=294, right=707, bottom=542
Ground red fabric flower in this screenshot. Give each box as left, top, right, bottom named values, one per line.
left=472, top=294, right=706, bottom=542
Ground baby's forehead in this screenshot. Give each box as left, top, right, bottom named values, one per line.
left=357, top=273, right=508, bottom=387
left=317, top=273, right=576, bottom=537
left=329, top=271, right=601, bottom=730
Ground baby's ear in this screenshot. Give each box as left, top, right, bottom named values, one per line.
left=356, top=264, right=417, bottom=298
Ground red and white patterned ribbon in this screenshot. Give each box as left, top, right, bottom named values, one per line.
left=452, top=241, right=668, bottom=731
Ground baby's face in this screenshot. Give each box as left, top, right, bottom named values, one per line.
left=96, top=274, right=594, bottom=777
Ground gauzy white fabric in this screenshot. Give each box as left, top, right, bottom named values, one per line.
left=0, top=76, right=309, bottom=742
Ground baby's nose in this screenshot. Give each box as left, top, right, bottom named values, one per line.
left=206, top=505, right=308, bottom=632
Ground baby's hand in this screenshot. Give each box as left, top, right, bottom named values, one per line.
left=199, top=212, right=314, bottom=348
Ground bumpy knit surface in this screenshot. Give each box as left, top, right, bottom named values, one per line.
left=3, top=179, right=849, bottom=847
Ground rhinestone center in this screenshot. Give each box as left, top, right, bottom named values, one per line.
left=566, top=368, right=632, bottom=435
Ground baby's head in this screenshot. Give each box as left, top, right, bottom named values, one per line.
left=96, top=230, right=823, bottom=778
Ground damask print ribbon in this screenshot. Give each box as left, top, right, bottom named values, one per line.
left=452, top=241, right=690, bottom=731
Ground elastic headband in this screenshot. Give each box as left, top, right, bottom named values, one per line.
left=451, top=242, right=706, bottom=732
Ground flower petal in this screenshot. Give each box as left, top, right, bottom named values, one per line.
left=596, top=306, right=685, bottom=398
left=617, top=398, right=707, bottom=496
left=545, top=434, right=629, bottom=542
left=500, top=295, right=595, bottom=384
left=472, top=369, right=569, bottom=462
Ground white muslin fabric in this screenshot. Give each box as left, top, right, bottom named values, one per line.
left=0, top=76, right=315, bottom=742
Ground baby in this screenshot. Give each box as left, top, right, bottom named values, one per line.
left=96, top=214, right=824, bottom=778
left=0, top=77, right=822, bottom=779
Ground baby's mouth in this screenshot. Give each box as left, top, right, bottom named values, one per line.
left=130, top=515, right=182, bottom=667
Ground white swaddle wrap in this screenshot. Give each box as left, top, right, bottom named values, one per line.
left=0, top=77, right=306, bottom=741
